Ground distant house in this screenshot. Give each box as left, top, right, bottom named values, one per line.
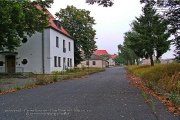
left=77, top=54, right=106, bottom=68
left=0, top=8, right=74, bottom=74
left=141, top=56, right=174, bottom=65
left=161, top=58, right=175, bottom=64
left=94, top=50, right=109, bottom=67
left=141, top=56, right=156, bottom=65
left=94, top=50, right=109, bottom=56
left=94, top=50, right=116, bottom=67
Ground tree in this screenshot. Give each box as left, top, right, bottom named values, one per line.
left=124, top=32, right=144, bottom=59
left=131, top=2, right=171, bottom=66
left=0, top=0, right=53, bottom=51
left=86, top=0, right=114, bottom=7
left=123, top=33, right=140, bottom=65
left=114, top=55, right=125, bottom=65
left=117, top=44, right=138, bottom=65
left=140, top=0, right=180, bottom=60
left=55, top=5, right=97, bottom=66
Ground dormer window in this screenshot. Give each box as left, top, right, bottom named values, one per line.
left=57, top=22, right=61, bottom=29
left=53, top=20, right=61, bottom=29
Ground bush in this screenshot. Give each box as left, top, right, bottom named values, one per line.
left=52, top=74, right=58, bottom=82
left=35, top=75, right=52, bottom=85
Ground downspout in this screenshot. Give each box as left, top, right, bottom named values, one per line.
left=101, top=58, right=103, bottom=68
left=42, top=30, right=45, bottom=74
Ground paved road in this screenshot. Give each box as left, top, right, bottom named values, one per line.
left=0, top=67, right=179, bottom=120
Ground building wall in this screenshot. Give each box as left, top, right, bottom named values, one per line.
left=142, top=56, right=156, bottom=65
left=43, top=29, right=51, bottom=73
left=15, top=32, right=43, bottom=73
left=49, top=28, right=74, bottom=72
left=160, top=59, right=174, bottom=64
left=108, top=58, right=115, bottom=66
left=77, top=60, right=106, bottom=68
left=0, top=28, right=74, bottom=74
left=0, top=55, right=5, bottom=72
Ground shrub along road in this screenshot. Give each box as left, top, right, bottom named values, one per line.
left=0, top=67, right=179, bottom=120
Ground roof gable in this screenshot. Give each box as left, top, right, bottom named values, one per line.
left=81, top=53, right=103, bottom=60
left=37, top=5, right=71, bottom=38
left=88, top=54, right=103, bottom=60
left=47, top=11, right=71, bottom=37
left=111, top=54, right=117, bottom=59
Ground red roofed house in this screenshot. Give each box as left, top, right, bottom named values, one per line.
left=94, top=50, right=109, bottom=56
left=0, top=8, right=74, bottom=74
left=94, top=50, right=110, bottom=67
left=94, top=50, right=117, bottom=67
left=77, top=54, right=106, bottom=68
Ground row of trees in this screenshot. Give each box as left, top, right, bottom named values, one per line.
left=116, top=0, right=179, bottom=66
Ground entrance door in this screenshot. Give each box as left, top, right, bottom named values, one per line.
left=6, top=56, right=15, bottom=73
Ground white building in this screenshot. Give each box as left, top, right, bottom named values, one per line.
left=109, top=54, right=117, bottom=67
left=0, top=10, right=74, bottom=74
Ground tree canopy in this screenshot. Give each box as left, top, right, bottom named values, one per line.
left=55, top=5, right=97, bottom=66
left=129, top=2, right=171, bottom=66
left=86, top=0, right=114, bottom=7
left=120, top=1, right=171, bottom=66
left=117, top=42, right=139, bottom=66
left=0, top=0, right=53, bottom=51
left=140, top=0, right=180, bottom=60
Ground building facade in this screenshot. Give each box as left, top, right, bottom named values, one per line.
left=0, top=10, right=74, bottom=74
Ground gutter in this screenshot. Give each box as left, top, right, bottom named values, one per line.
left=42, top=30, right=45, bottom=74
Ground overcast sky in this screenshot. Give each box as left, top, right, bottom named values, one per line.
left=48, top=0, right=175, bottom=59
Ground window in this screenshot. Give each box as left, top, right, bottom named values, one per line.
left=22, top=38, right=27, bottom=43
left=67, top=58, right=69, bottom=67
left=63, top=40, right=66, bottom=53
left=93, top=61, right=96, bottom=65
left=0, top=61, right=3, bottom=66
left=54, top=56, right=57, bottom=67
left=57, top=22, right=61, bottom=29
left=58, top=57, right=61, bottom=67
left=63, top=57, right=66, bottom=70
left=69, top=42, right=71, bottom=51
left=22, top=59, right=28, bottom=65
left=70, top=59, right=72, bottom=67
left=56, top=37, right=59, bottom=48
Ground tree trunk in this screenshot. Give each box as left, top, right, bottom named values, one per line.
left=150, top=55, right=154, bottom=66
left=136, top=58, right=139, bottom=65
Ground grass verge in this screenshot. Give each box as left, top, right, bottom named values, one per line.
left=126, top=63, right=180, bottom=115
left=0, top=67, right=105, bottom=94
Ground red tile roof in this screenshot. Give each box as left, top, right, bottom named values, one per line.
left=37, top=5, right=71, bottom=38
left=111, top=54, right=117, bottom=59
left=94, top=50, right=109, bottom=56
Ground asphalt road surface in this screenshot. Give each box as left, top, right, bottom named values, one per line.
left=0, top=67, right=179, bottom=120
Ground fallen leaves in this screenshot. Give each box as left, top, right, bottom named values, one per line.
left=126, top=70, right=180, bottom=115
